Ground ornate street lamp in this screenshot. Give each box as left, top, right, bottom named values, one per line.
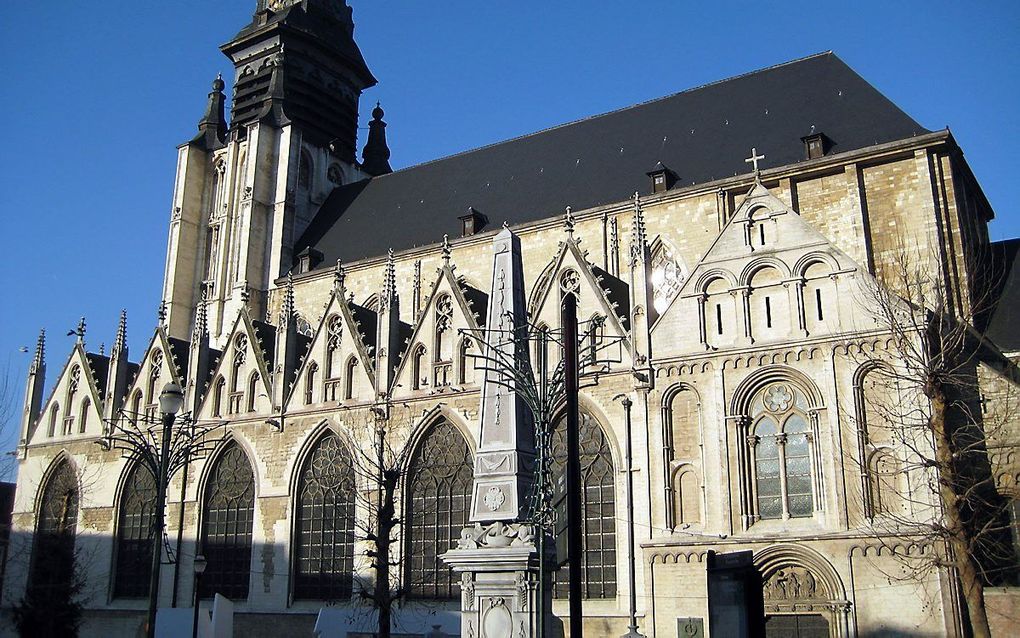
left=192, top=554, right=207, bottom=638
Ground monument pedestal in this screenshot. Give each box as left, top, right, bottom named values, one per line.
left=443, top=522, right=550, bottom=638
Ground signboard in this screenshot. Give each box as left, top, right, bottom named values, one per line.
left=676, top=617, right=704, bottom=638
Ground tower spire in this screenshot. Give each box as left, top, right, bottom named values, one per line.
left=334, top=258, right=346, bottom=293
left=282, top=271, right=296, bottom=322
left=362, top=102, right=392, bottom=176
left=32, top=329, right=45, bottom=370
left=381, top=249, right=396, bottom=310
left=193, top=289, right=208, bottom=340
left=630, top=191, right=647, bottom=265
left=113, top=310, right=128, bottom=358
left=190, top=75, right=228, bottom=150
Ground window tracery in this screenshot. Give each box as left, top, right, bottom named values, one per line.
left=551, top=411, right=617, bottom=599
left=200, top=443, right=255, bottom=600
left=28, top=459, right=79, bottom=602
left=113, top=463, right=157, bottom=598
left=405, top=420, right=473, bottom=600
left=650, top=243, right=686, bottom=315
left=746, top=383, right=817, bottom=521
left=294, top=433, right=356, bottom=600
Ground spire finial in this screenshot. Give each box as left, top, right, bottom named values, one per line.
left=75, top=316, right=86, bottom=344
left=630, top=191, right=647, bottom=265
left=33, top=329, right=45, bottom=368
left=503, top=220, right=510, bottom=230
left=564, top=205, right=575, bottom=236
left=362, top=101, right=392, bottom=176
left=157, top=301, right=168, bottom=328
left=98, top=343, right=105, bottom=356
left=113, top=309, right=127, bottom=357
left=194, top=288, right=209, bottom=339
left=240, top=286, right=251, bottom=307
left=191, top=73, right=228, bottom=150
left=382, top=249, right=396, bottom=308
left=282, top=270, right=296, bottom=321
left=334, top=258, right=346, bottom=292
left=442, top=234, right=451, bottom=264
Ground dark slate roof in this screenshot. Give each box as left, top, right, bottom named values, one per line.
left=85, top=353, right=110, bottom=401
left=986, top=239, right=1020, bottom=353
left=296, top=52, right=928, bottom=266
left=167, top=337, right=191, bottom=383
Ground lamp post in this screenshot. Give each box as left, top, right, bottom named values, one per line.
left=615, top=394, right=645, bottom=638
left=192, top=554, right=207, bottom=638
left=145, top=382, right=185, bottom=638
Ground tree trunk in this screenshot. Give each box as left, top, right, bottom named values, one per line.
left=930, top=391, right=991, bottom=638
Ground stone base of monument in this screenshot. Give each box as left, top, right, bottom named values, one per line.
left=442, top=522, right=551, bottom=638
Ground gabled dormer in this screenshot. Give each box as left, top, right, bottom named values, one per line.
left=652, top=183, right=879, bottom=358
left=119, top=326, right=191, bottom=424
left=287, top=275, right=377, bottom=410
left=31, top=341, right=107, bottom=445
left=527, top=227, right=633, bottom=370
left=391, top=250, right=488, bottom=398
left=195, top=308, right=275, bottom=421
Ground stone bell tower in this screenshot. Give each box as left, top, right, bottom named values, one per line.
left=162, top=0, right=378, bottom=345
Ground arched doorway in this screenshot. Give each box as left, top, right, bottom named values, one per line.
left=755, top=545, right=851, bottom=637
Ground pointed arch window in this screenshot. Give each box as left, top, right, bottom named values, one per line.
left=229, top=337, right=247, bottom=414
left=64, top=365, right=80, bottom=435
left=212, top=377, right=225, bottom=418
left=324, top=316, right=343, bottom=401
left=294, top=433, right=356, bottom=600
left=200, top=442, right=255, bottom=600
left=247, top=372, right=260, bottom=413
left=28, top=459, right=79, bottom=604
left=48, top=404, right=59, bottom=438
left=433, top=294, right=453, bottom=387
left=745, top=383, right=818, bottom=522
left=78, top=398, right=90, bottom=434
left=113, top=463, right=157, bottom=598
left=344, top=357, right=358, bottom=400
left=412, top=345, right=427, bottom=391
left=305, top=363, right=318, bottom=405
left=552, top=411, right=617, bottom=599
left=458, top=338, right=474, bottom=385
left=405, top=420, right=473, bottom=600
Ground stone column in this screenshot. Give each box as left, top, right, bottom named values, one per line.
left=444, top=226, right=545, bottom=637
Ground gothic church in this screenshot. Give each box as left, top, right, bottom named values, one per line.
left=6, top=1, right=1019, bottom=637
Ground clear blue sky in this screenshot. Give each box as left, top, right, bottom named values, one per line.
left=1, top=0, right=1018, bottom=452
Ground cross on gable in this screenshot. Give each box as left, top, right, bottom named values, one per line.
left=745, top=147, right=766, bottom=175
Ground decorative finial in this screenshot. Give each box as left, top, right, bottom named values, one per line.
left=157, top=301, right=168, bottom=327
left=564, top=206, right=575, bottom=235
left=362, top=101, right=392, bottom=176
left=503, top=220, right=510, bottom=230
left=33, top=329, right=45, bottom=368
left=72, top=316, right=87, bottom=344
left=98, top=343, right=105, bottom=356
left=212, top=73, right=225, bottom=92
left=382, top=249, right=396, bottom=308
left=113, top=309, right=127, bottom=357
left=240, top=285, right=251, bottom=308
left=282, top=271, right=296, bottom=321
left=194, top=289, right=208, bottom=339
left=442, top=234, right=451, bottom=264
left=333, top=258, right=346, bottom=292
left=372, top=101, right=384, bottom=120
left=745, top=147, right=765, bottom=181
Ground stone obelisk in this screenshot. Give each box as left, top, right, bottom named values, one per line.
left=443, top=226, right=545, bottom=638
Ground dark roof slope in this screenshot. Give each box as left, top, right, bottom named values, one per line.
left=296, top=52, right=927, bottom=265
left=986, top=239, right=1020, bottom=353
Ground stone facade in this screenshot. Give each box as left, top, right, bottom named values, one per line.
left=5, top=3, right=1019, bottom=638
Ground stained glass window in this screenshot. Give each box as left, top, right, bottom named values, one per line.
left=552, top=411, right=617, bottom=599
left=749, top=383, right=816, bottom=522
left=405, top=420, right=473, bottom=599
left=294, top=433, right=356, bottom=601
left=28, top=459, right=79, bottom=602
left=113, top=463, right=157, bottom=598
left=200, top=442, right=255, bottom=600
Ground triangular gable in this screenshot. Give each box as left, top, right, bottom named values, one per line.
left=651, top=183, right=883, bottom=355
left=391, top=262, right=488, bottom=397
left=119, top=327, right=190, bottom=422
left=527, top=237, right=633, bottom=365
left=31, top=343, right=105, bottom=443
left=286, top=286, right=378, bottom=409
left=195, top=308, right=274, bottom=420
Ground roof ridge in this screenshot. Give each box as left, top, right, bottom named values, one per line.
left=368, top=51, right=837, bottom=179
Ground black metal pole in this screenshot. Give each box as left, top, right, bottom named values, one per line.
left=536, top=326, right=549, bottom=638
left=191, top=572, right=202, bottom=638
left=562, top=293, right=583, bottom=638
left=620, top=397, right=645, bottom=638
left=170, top=449, right=191, bottom=608
left=147, top=412, right=175, bottom=638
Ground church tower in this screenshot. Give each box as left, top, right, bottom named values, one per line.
left=162, top=0, right=378, bottom=345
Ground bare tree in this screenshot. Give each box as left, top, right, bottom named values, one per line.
left=843, top=241, right=1020, bottom=637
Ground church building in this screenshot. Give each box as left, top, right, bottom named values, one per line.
left=5, top=1, right=1019, bottom=637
